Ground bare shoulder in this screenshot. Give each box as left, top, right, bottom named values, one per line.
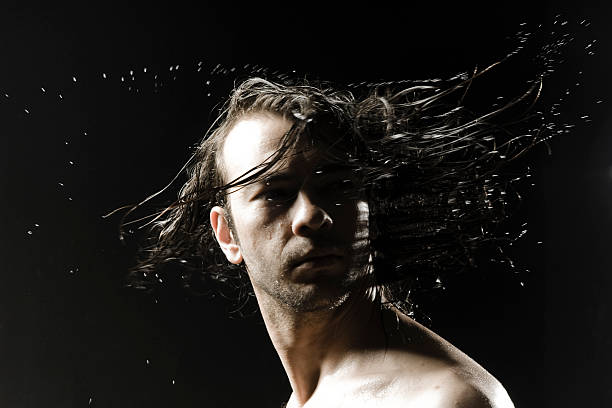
left=380, top=362, right=514, bottom=408
left=380, top=309, right=515, bottom=408
left=432, top=369, right=515, bottom=408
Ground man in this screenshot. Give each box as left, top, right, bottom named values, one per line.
left=133, top=77, right=520, bottom=407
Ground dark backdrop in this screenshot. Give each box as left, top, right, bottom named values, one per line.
left=1, top=1, right=610, bottom=407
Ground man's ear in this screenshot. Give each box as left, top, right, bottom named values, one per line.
left=210, top=206, right=243, bottom=265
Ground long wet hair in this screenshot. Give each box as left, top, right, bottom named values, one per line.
left=120, top=70, right=546, bottom=317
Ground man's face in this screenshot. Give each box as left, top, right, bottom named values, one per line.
left=210, top=112, right=370, bottom=312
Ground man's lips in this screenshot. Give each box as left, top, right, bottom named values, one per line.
left=292, top=252, right=344, bottom=268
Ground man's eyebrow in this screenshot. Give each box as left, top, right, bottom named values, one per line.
left=260, top=172, right=298, bottom=184
left=261, top=164, right=356, bottom=184
left=252, top=163, right=360, bottom=189
left=312, top=163, right=359, bottom=176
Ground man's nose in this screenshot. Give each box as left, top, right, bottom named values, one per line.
left=291, top=190, right=333, bottom=236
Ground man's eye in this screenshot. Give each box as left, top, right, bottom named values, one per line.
left=326, top=179, right=357, bottom=193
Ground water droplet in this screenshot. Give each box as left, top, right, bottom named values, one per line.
left=143, top=67, right=147, bottom=73
left=58, top=182, right=64, bottom=187
left=102, top=73, right=107, bottom=78
left=171, top=379, right=175, bottom=385
left=89, top=397, right=92, bottom=405
left=41, top=87, right=46, bottom=93
left=59, top=94, right=63, bottom=99
left=68, top=197, right=73, bottom=201
left=4, top=93, right=9, bottom=98
left=146, top=359, right=150, bottom=365
left=72, top=76, right=77, bottom=82
left=69, top=161, right=74, bottom=165
left=27, top=230, right=33, bottom=235
left=24, top=108, right=30, bottom=114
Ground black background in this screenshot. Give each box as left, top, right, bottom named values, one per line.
left=0, top=1, right=610, bottom=407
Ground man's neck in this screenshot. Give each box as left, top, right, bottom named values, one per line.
left=254, top=287, right=386, bottom=406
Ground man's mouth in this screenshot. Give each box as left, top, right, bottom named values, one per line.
left=297, top=254, right=343, bottom=266
left=292, top=250, right=345, bottom=269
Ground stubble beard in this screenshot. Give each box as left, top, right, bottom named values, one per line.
left=239, top=202, right=372, bottom=314
left=246, top=238, right=372, bottom=314
left=270, top=270, right=358, bottom=313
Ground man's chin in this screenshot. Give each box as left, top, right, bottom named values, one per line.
left=279, top=289, right=351, bottom=313
left=271, top=274, right=362, bottom=313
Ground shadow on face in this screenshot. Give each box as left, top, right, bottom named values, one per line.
left=212, top=112, right=372, bottom=312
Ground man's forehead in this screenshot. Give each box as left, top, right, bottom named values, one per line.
left=221, top=112, right=356, bottom=185
left=221, top=112, right=293, bottom=180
